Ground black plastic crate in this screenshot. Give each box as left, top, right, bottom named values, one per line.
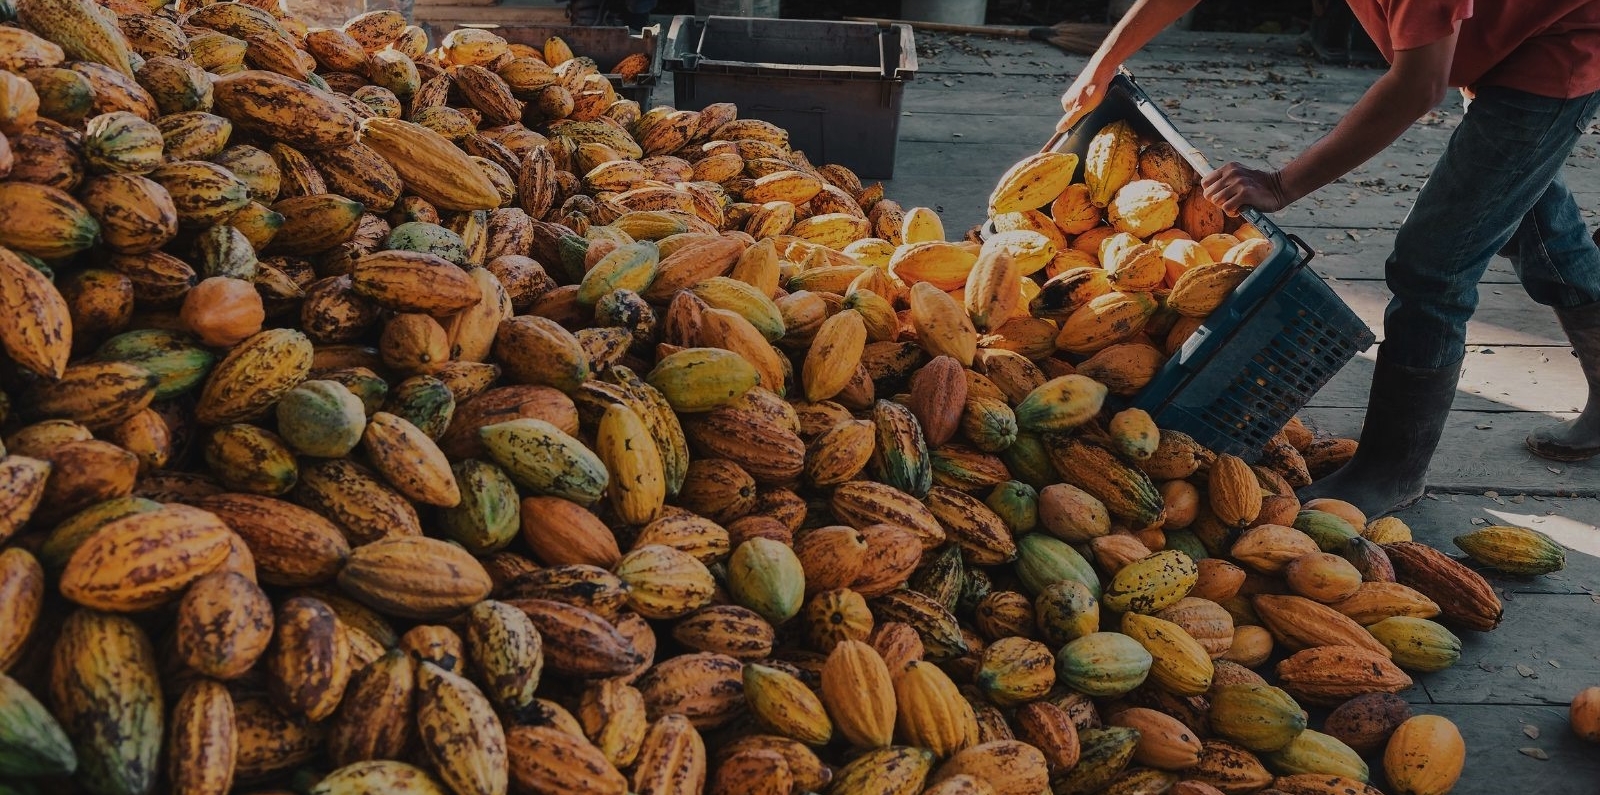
left=1137, top=254, right=1374, bottom=459
left=437, top=23, right=661, bottom=106
left=662, top=16, right=917, bottom=179
left=1056, top=74, right=1377, bottom=460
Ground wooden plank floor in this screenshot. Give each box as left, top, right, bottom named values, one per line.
left=869, top=28, right=1600, bottom=795
left=655, top=28, right=1599, bottom=793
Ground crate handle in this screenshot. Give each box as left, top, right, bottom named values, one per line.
left=1239, top=206, right=1317, bottom=270
left=1283, top=232, right=1317, bottom=267
left=1174, top=229, right=1317, bottom=367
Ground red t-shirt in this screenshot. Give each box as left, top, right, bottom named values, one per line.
left=1347, top=0, right=1600, bottom=98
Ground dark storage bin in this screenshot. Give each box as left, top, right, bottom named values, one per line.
left=1055, top=74, right=1377, bottom=460
left=663, top=16, right=917, bottom=179
left=437, top=23, right=661, bottom=105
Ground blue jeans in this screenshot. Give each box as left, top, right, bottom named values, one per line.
left=1384, top=86, right=1600, bottom=369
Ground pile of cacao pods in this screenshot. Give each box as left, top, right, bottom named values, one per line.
left=0, top=1, right=1585, bottom=794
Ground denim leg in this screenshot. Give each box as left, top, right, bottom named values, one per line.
left=1383, top=87, right=1600, bottom=369
left=1503, top=174, right=1600, bottom=308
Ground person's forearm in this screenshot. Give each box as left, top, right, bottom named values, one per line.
left=1086, top=0, right=1204, bottom=73
left=1277, top=70, right=1445, bottom=203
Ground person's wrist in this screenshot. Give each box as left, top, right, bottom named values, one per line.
left=1080, top=53, right=1114, bottom=81
left=1269, top=168, right=1298, bottom=206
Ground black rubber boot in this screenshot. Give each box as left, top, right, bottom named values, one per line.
left=1526, top=302, right=1600, bottom=461
left=1296, top=346, right=1462, bottom=518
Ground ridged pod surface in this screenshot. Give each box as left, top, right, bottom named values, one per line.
left=988, top=152, right=1079, bottom=215
left=50, top=610, right=163, bottom=795
left=212, top=71, right=358, bottom=150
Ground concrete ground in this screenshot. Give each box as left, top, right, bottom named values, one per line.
left=865, top=29, right=1600, bottom=794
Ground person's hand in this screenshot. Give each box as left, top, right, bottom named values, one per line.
left=1058, top=63, right=1117, bottom=133
left=1200, top=162, right=1291, bottom=215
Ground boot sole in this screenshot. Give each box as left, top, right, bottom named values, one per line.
left=1524, top=437, right=1600, bottom=463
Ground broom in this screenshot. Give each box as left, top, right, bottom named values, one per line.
left=843, top=17, right=1110, bottom=56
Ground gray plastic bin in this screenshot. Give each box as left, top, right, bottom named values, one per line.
left=663, top=16, right=917, bottom=179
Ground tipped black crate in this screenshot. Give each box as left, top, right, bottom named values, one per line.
left=1058, top=75, right=1377, bottom=460
left=662, top=16, right=917, bottom=179
left=1134, top=244, right=1375, bottom=459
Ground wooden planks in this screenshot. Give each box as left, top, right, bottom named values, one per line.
left=1403, top=705, right=1600, bottom=793
left=882, top=174, right=1000, bottom=229
left=1412, top=592, right=1600, bottom=706
left=897, top=107, right=1061, bottom=142
left=912, top=30, right=1312, bottom=76
left=1331, top=279, right=1569, bottom=346
left=1310, top=347, right=1591, bottom=413
left=1291, top=227, right=1524, bottom=282
left=1389, top=493, right=1600, bottom=594
left=889, top=140, right=1048, bottom=177
left=1301, top=406, right=1599, bottom=495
